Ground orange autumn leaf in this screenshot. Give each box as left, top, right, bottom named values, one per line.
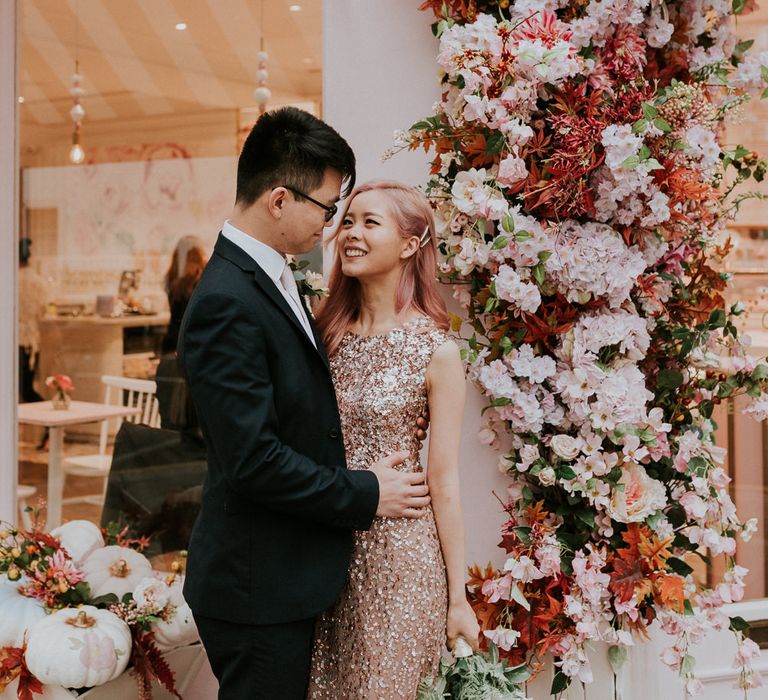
left=471, top=598, right=501, bottom=632
left=638, top=531, right=674, bottom=571
left=619, top=523, right=644, bottom=554
left=467, top=563, right=498, bottom=592
left=525, top=500, right=550, bottom=525
left=653, top=573, right=686, bottom=613
left=0, top=646, right=22, bottom=693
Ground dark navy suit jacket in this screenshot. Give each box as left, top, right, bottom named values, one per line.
left=179, top=233, right=379, bottom=624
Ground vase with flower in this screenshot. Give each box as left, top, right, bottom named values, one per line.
left=45, top=374, right=74, bottom=410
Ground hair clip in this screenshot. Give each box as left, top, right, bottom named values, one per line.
left=419, top=225, right=431, bottom=249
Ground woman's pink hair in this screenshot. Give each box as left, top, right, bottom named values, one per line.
left=315, top=180, right=449, bottom=356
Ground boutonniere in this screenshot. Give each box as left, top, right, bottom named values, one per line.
left=286, top=256, right=329, bottom=315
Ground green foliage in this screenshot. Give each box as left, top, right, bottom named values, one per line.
left=417, top=644, right=531, bottom=700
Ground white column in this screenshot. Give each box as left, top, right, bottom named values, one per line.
left=323, top=0, right=510, bottom=569
left=0, top=0, right=19, bottom=525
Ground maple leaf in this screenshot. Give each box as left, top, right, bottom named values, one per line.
left=609, top=552, right=647, bottom=603
left=653, top=573, right=686, bottom=613
left=0, top=646, right=23, bottom=692
left=525, top=501, right=549, bottom=525
left=17, top=664, right=43, bottom=700
left=467, top=563, right=498, bottom=593
left=638, top=531, right=674, bottom=571
left=0, top=645, right=42, bottom=700
left=130, top=630, right=181, bottom=700
left=469, top=598, right=501, bottom=633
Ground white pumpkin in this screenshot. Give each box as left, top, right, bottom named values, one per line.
left=0, top=576, right=46, bottom=647
left=151, top=576, right=199, bottom=650
left=24, top=606, right=131, bottom=688
left=50, top=520, right=104, bottom=566
left=81, top=545, right=153, bottom=598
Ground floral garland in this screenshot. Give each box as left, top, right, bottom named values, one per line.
left=404, top=0, right=768, bottom=694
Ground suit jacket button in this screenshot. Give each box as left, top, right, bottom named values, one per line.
left=329, top=428, right=339, bottom=439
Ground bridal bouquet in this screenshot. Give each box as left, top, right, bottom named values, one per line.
left=404, top=0, right=768, bottom=694
left=0, top=518, right=198, bottom=699
left=417, top=642, right=530, bottom=700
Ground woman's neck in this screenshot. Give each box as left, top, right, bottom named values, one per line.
left=356, top=270, right=409, bottom=335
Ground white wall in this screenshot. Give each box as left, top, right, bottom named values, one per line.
left=23, top=157, right=235, bottom=309
left=323, top=0, right=510, bottom=570
left=0, top=1, right=18, bottom=524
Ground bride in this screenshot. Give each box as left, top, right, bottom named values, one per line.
left=307, top=180, right=480, bottom=698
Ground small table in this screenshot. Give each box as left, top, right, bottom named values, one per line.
left=18, top=401, right=142, bottom=528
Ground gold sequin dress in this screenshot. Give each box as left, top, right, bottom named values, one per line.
left=307, top=316, right=449, bottom=699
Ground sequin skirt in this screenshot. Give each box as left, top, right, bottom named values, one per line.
left=307, top=508, right=447, bottom=699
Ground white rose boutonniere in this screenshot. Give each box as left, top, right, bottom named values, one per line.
left=287, top=257, right=329, bottom=316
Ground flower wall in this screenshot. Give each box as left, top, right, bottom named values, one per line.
left=408, top=0, right=768, bottom=694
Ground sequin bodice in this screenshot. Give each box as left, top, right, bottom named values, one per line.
left=307, top=316, right=450, bottom=700
left=332, top=316, right=447, bottom=476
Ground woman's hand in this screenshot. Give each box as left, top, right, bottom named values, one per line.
left=446, top=598, right=481, bottom=653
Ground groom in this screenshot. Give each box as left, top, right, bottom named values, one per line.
left=178, top=107, right=431, bottom=699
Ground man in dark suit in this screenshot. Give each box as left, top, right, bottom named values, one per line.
left=178, top=107, right=431, bottom=699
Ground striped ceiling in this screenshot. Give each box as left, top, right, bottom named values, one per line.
left=19, top=0, right=322, bottom=128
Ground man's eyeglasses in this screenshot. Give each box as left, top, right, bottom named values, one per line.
left=280, top=185, right=338, bottom=223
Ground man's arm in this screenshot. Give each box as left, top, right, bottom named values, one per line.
left=180, top=290, right=379, bottom=528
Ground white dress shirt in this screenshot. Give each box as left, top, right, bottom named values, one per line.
left=221, top=220, right=316, bottom=347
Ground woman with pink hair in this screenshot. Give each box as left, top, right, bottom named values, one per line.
left=307, top=181, right=480, bottom=698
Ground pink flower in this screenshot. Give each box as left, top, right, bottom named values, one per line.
left=608, top=462, right=667, bottom=523
left=497, top=154, right=528, bottom=186
left=482, top=573, right=512, bottom=603
left=483, top=627, right=521, bottom=651
left=504, top=555, right=544, bottom=583
left=80, top=632, right=118, bottom=671
left=679, top=491, right=708, bottom=520
left=734, top=637, right=761, bottom=667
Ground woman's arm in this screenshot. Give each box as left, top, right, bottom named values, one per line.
left=426, top=339, right=481, bottom=651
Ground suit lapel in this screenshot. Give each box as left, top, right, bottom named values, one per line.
left=300, top=294, right=331, bottom=370
left=214, top=233, right=330, bottom=370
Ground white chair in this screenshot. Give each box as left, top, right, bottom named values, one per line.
left=62, top=375, right=161, bottom=507
left=17, top=484, right=37, bottom=530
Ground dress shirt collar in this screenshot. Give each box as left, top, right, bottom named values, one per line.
left=221, top=220, right=286, bottom=282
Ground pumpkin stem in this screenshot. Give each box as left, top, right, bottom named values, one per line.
left=66, top=610, right=96, bottom=628
left=109, top=559, right=131, bottom=578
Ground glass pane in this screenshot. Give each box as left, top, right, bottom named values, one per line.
left=17, top=1, right=323, bottom=559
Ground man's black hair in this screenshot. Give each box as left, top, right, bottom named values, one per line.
left=235, top=107, right=356, bottom=208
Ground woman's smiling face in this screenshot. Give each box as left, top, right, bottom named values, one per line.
left=336, top=190, right=418, bottom=279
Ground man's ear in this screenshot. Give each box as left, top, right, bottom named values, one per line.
left=267, top=187, right=288, bottom=220
left=400, top=236, right=420, bottom=260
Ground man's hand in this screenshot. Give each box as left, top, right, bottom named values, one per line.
left=415, top=407, right=430, bottom=444
left=370, top=451, right=430, bottom=518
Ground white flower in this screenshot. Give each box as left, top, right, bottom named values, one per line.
left=538, top=466, right=557, bottom=486
left=494, top=265, right=541, bottom=313
left=451, top=168, right=488, bottom=213
left=741, top=518, right=759, bottom=542
left=304, top=270, right=328, bottom=297
left=483, top=627, right=521, bottom=651
left=550, top=434, right=582, bottom=460
left=133, top=577, right=171, bottom=614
